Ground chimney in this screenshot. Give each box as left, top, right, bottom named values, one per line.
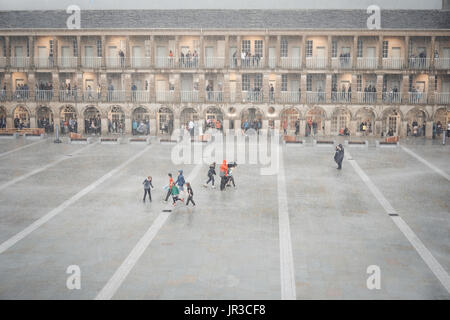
left=443, top=0, right=450, bottom=10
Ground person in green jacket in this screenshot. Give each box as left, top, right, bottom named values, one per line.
left=171, top=184, right=184, bottom=206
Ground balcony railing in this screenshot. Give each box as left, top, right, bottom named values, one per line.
left=306, top=91, right=326, bottom=103
left=331, top=91, right=352, bottom=103
left=34, top=57, right=54, bottom=68
left=204, top=57, right=224, bottom=68
left=155, top=56, right=177, bottom=68
left=59, top=89, right=81, bottom=102
left=82, top=56, right=102, bottom=68
left=382, top=91, right=402, bottom=104
left=106, top=90, right=126, bottom=102
left=0, top=90, right=7, bottom=101
left=409, top=58, right=431, bottom=70
left=180, top=91, right=199, bottom=102
left=131, top=57, right=151, bottom=68
left=58, top=57, right=77, bottom=68
left=242, top=91, right=264, bottom=103
left=106, top=56, right=126, bottom=68
left=279, top=91, right=301, bottom=103
left=83, top=90, right=102, bottom=102
left=331, top=57, right=352, bottom=69
left=280, top=57, right=301, bottom=69
left=382, top=58, right=405, bottom=69
left=12, top=90, right=31, bottom=101
left=178, top=57, right=199, bottom=69
left=205, top=91, right=223, bottom=102
left=434, top=93, right=450, bottom=104
left=0, top=57, right=6, bottom=68
left=10, top=57, right=30, bottom=68
left=131, top=90, right=150, bottom=103
left=435, top=58, right=450, bottom=70
left=240, top=57, right=264, bottom=69
left=357, top=92, right=377, bottom=104
left=306, top=57, right=328, bottom=69
left=35, top=90, right=54, bottom=101
left=268, top=57, right=277, bottom=69
left=408, top=92, right=427, bottom=104
left=229, top=57, right=238, bottom=69
left=156, top=90, right=175, bottom=103
left=357, top=57, right=378, bottom=69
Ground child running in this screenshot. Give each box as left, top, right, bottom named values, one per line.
left=171, top=183, right=184, bottom=206
left=186, top=182, right=196, bottom=207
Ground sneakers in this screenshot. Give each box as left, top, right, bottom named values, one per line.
left=212, top=185, right=216, bottom=189
left=181, top=198, right=185, bottom=202
left=203, top=184, right=208, bottom=188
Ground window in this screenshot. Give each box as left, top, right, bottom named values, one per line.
left=434, top=76, right=438, bottom=91
left=281, top=74, right=288, bottom=91
left=242, top=74, right=250, bottom=91
left=242, top=40, right=251, bottom=54
left=254, top=74, right=262, bottom=89
left=408, top=40, right=413, bottom=57
left=409, top=75, right=413, bottom=91
left=49, top=39, right=54, bottom=54
left=254, top=40, right=263, bottom=57
left=144, top=40, right=151, bottom=57
left=73, top=38, right=78, bottom=56
left=97, top=39, right=102, bottom=57
left=306, top=74, right=312, bottom=91
left=357, top=75, right=362, bottom=92
left=332, top=40, right=337, bottom=58
left=281, top=39, right=288, bottom=58
left=26, top=38, right=30, bottom=57
left=382, top=41, right=388, bottom=58
left=332, top=74, right=337, bottom=90
left=383, top=76, right=387, bottom=91
left=357, top=39, right=363, bottom=58
left=306, top=40, right=313, bottom=57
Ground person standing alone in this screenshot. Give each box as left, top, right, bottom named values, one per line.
left=142, top=176, right=154, bottom=202
left=334, top=144, right=345, bottom=170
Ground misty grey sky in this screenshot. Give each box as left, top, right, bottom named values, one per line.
left=0, top=0, right=444, bottom=10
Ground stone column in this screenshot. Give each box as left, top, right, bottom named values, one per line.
left=235, top=73, right=242, bottom=102
left=276, top=35, right=281, bottom=67
left=376, top=74, right=383, bottom=103
left=353, top=35, right=358, bottom=69
left=149, top=35, right=154, bottom=68
left=427, top=74, right=435, bottom=105
left=174, top=73, right=180, bottom=102
left=100, top=73, right=107, bottom=101
left=402, top=75, right=410, bottom=103
left=325, top=74, right=332, bottom=104
left=223, top=119, right=230, bottom=131
left=234, top=119, right=241, bottom=135
left=324, top=119, right=331, bottom=136
left=4, top=72, right=11, bottom=98
left=300, top=74, right=307, bottom=104
left=76, top=72, right=83, bottom=95
left=223, top=73, right=230, bottom=102
left=77, top=36, right=81, bottom=68
left=123, top=73, right=131, bottom=101
left=327, top=36, right=332, bottom=69
left=375, top=120, right=382, bottom=136
left=53, top=36, right=58, bottom=68
left=404, top=36, right=410, bottom=67
left=29, top=36, right=35, bottom=68
left=275, top=74, right=282, bottom=103
left=150, top=118, right=156, bottom=136
left=52, top=72, right=59, bottom=102
left=198, top=73, right=205, bottom=102
left=199, top=35, right=204, bottom=68
left=426, top=121, right=433, bottom=138
left=28, top=72, right=35, bottom=100
left=125, top=117, right=131, bottom=135
left=101, top=35, right=106, bottom=68
left=300, top=119, right=306, bottom=137
left=351, top=74, right=358, bottom=104
left=224, top=35, right=230, bottom=68
left=101, top=117, right=108, bottom=135
left=264, top=35, right=269, bottom=68
left=78, top=116, right=85, bottom=134
left=400, top=120, right=407, bottom=138
left=431, top=36, right=436, bottom=68
left=237, top=36, right=241, bottom=68
left=302, top=35, right=307, bottom=69
left=5, top=36, right=10, bottom=66
left=175, top=36, right=180, bottom=62
left=125, top=36, right=131, bottom=68
left=149, top=73, right=155, bottom=103
left=263, top=73, right=270, bottom=103
left=349, top=120, right=357, bottom=136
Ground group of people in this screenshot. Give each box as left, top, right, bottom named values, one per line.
left=61, top=118, right=77, bottom=134
left=433, top=121, right=450, bottom=138
left=179, top=50, right=199, bottom=68
left=407, top=121, right=426, bottom=137
left=242, top=119, right=262, bottom=134
left=37, top=117, right=53, bottom=133
left=331, top=84, right=352, bottom=102
left=409, top=52, right=428, bottom=68
left=282, top=119, right=300, bottom=136
left=239, top=51, right=263, bottom=67
left=203, top=160, right=237, bottom=191
left=0, top=116, right=6, bottom=128
left=85, top=115, right=101, bottom=135
left=205, top=118, right=222, bottom=131
left=362, top=85, right=377, bottom=103
left=35, top=82, right=54, bottom=100
left=382, top=86, right=400, bottom=103
left=13, top=116, right=30, bottom=129
left=14, top=83, right=30, bottom=100
left=60, top=82, right=79, bottom=100
left=359, top=121, right=372, bottom=135
left=157, top=170, right=195, bottom=206
left=132, top=119, right=150, bottom=135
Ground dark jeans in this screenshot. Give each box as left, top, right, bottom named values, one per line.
left=143, top=189, right=152, bottom=201
left=165, top=189, right=172, bottom=201
left=186, top=196, right=195, bottom=206
left=336, top=160, right=343, bottom=169
left=206, top=175, right=214, bottom=186
left=220, top=176, right=227, bottom=191
left=227, top=176, right=235, bottom=187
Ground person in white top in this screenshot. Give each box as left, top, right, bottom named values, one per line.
left=188, top=120, right=194, bottom=136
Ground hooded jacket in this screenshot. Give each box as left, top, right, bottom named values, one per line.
left=220, top=160, right=228, bottom=177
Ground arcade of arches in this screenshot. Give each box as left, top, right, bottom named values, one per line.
left=0, top=104, right=448, bottom=138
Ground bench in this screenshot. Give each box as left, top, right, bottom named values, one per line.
left=314, top=140, right=335, bottom=146
left=345, top=140, right=369, bottom=147
left=101, top=137, right=121, bottom=144
left=128, top=137, right=151, bottom=145
left=376, top=140, right=399, bottom=147
left=69, top=137, right=93, bottom=144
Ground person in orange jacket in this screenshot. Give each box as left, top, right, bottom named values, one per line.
left=164, top=173, right=174, bottom=202
left=220, top=160, right=228, bottom=191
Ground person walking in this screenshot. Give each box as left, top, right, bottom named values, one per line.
left=203, top=162, right=216, bottom=188
left=171, top=183, right=184, bottom=206
left=334, top=144, right=345, bottom=170
left=164, top=173, right=174, bottom=202
left=142, top=176, right=154, bottom=202
left=220, top=160, right=228, bottom=191
left=186, top=182, right=196, bottom=207
left=176, top=169, right=185, bottom=192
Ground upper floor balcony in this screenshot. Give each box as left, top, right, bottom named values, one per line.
left=331, top=57, right=352, bottom=69
left=408, top=92, right=428, bottom=104
left=156, top=90, right=175, bottom=103
left=331, top=91, right=352, bottom=103
left=10, top=57, right=30, bottom=68
left=357, top=92, right=377, bottom=104
left=131, top=90, right=151, bottom=102
left=205, top=91, right=223, bottom=103
left=204, top=57, right=224, bottom=69
left=306, top=57, right=327, bottom=69
left=279, top=91, right=301, bottom=103
left=357, top=57, right=378, bottom=69
left=435, top=93, right=450, bottom=104
left=0, top=57, right=6, bottom=68
left=306, top=91, right=326, bottom=103
left=279, top=57, right=302, bottom=69
left=435, top=58, right=450, bottom=70
left=241, top=57, right=265, bottom=69
left=34, top=57, right=54, bottom=68
left=106, top=56, right=126, bottom=69
left=82, top=56, right=102, bottom=68
left=58, top=57, right=78, bottom=69
left=408, top=57, right=431, bottom=70
left=382, top=58, right=405, bottom=69
left=131, top=57, right=151, bottom=68
left=242, top=91, right=264, bottom=103
left=382, top=91, right=402, bottom=104
left=180, top=91, right=199, bottom=103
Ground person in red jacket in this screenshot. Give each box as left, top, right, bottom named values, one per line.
left=164, top=173, right=174, bottom=202
left=219, top=160, right=228, bottom=191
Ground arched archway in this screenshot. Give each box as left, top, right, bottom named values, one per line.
left=0, top=106, right=6, bottom=128
left=108, top=106, right=125, bottom=134
left=355, top=107, right=376, bottom=135
left=382, top=108, right=402, bottom=136
left=157, top=107, right=174, bottom=135
left=331, top=108, right=351, bottom=135
left=180, top=108, right=199, bottom=129
left=434, top=108, right=449, bottom=137
left=132, top=107, right=150, bottom=135
left=241, top=107, right=263, bottom=131
left=406, top=108, right=427, bottom=137
left=204, top=106, right=224, bottom=131
left=280, top=108, right=300, bottom=135
left=60, top=105, right=78, bottom=134
left=36, top=106, right=54, bottom=133
left=305, top=107, right=326, bottom=136
left=84, top=106, right=101, bottom=135
left=13, top=106, right=30, bottom=128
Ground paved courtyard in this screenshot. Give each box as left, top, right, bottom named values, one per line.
left=0, top=135, right=448, bottom=299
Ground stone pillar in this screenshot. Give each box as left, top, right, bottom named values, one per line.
left=376, top=74, right=383, bottom=103
left=223, top=119, right=230, bottom=131
left=174, top=115, right=181, bottom=133
left=100, top=73, right=107, bottom=101
left=101, top=35, right=106, bottom=68
left=234, top=119, right=241, bottom=135
left=327, top=36, right=332, bottom=69
left=53, top=36, right=58, bottom=68
left=264, top=35, right=269, bottom=68
left=198, top=73, right=205, bottom=102
left=223, top=73, right=230, bottom=102
left=237, top=36, right=242, bottom=68
left=263, top=73, right=270, bottom=103
left=52, top=72, right=59, bottom=102
left=349, top=120, right=357, bottom=136
left=174, top=73, right=180, bottom=102
left=325, top=74, right=332, bottom=104
left=6, top=115, right=13, bottom=129
left=402, top=75, right=410, bottom=103
left=404, top=36, right=410, bottom=66
left=199, top=35, right=204, bottom=68
left=76, top=72, right=83, bottom=93
left=224, top=35, right=230, bottom=68
left=149, top=73, right=155, bottom=103
left=5, top=36, right=10, bottom=66
left=325, top=119, right=331, bottom=136
left=101, top=117, right=108, bottom=135
left=125, top=117, right=131, bottom=135
left=426, top=121, right=433, bottom=138
left=28, top=72, right=35, bottom=100
left=4, top=72, right=11, bottom=97
left=302, top=35, right=307, bottom=69
left=378, top=35, right=383, bottom=69
left=29, top=36, right=35, bottom=68
left=400, top=120, right=407, bottom=138
left=150, top=118, right=156, bottom=136
left=375, top=120, right=382, bottom=136
left=353, top=35, right=358, bottom=69
left=149, top=35, right=154, bottom=68
left=351, top=74, right=358, bottom=104
left=300, top=74, right=307, bottom=104
left=235, top=73, right=242, bottom=102
left=77, top=36, right=81, bottom=68
left=79, top=117, right=85, bottom=134
left=428, top=74, right=435, bottom=105
left=300, top=119, right=306, bottom=137
left=431, top=36, right=436, bottom=68
left=274, top=119, right=280, bottom=132
left=276, top=35, right=281, bottom=67
left=175, top=36, right=180, bottom=62
left=123, top=73, right=131, bottom=101
left=275, top=74, right=282, bottom=103
left=125, top=36, right=131, bottom=68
